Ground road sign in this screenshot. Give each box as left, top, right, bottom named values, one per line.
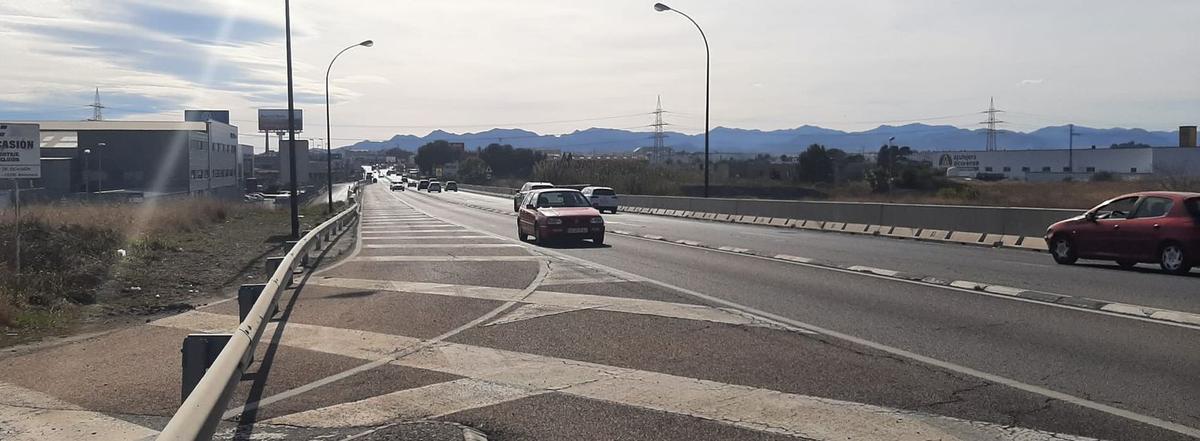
left=0, top=123, right=40, bottom=178
left=258, top=109, right=303, bottom=132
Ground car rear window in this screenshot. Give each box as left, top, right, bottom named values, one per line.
left=531, top=184, right=554, bottom=190
left=590, top=188, right=616, bottom=196
left=1186, top=198, right=1200, bottom=221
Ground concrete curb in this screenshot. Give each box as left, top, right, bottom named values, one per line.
left=447, top=190, right=1200, bottom=329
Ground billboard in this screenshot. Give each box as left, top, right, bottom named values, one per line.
left=279, top=139, right=309, bottom=185
left=0, top=123, right=41, bottom=178
left=258, top=109, right=303, bottom=132
left=184, top=110, right=230, bottom=124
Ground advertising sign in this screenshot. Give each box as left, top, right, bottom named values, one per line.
left=184, top=110, right=230, bottom=124
left=258, top=109, right=303, bottom=132
left=0, top=123, right=40, bottom=178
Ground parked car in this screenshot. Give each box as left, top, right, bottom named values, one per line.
left=427, top=181, right=443, bottom=192
left=390, top=182, right=405, bottom=191
left=516, top=189, right=605, bottom=245
left=1045, top=191, right=1200, bottom=274
left=407, top=180, right=417, bottom=187
left=581, top=186, right=619, bottom=213
left=418, top=179, right=430, bottom=190
left=513, top=181, right=555, bottom=211
left=445, top=181, right=458, bottom=191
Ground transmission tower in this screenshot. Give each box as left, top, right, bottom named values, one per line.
left=979, top=97, right=1005, bottom=151
left=648, top=95, right=669, bottom=162
left=87, top=88, right=105, bottom=121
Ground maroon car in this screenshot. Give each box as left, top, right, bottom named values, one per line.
left=1045, top=191, right=1200, bottom=274
left=516, top=189, right=605, bottom=245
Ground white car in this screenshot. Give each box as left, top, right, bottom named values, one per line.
left=581, top=186, right=619, bottom=213
left=514, top=181, right=555, bottom=211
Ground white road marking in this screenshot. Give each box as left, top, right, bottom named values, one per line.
left=363, top=244, right=523, bottom=249
left=605, top=221, right=645, bottom=227
left=359, top=229, right=472, bottom=234
left=353, top=256, right=544, bottom=262
left=539, top=276, right=626, bottom=286
left=847, top=265, right=900, bottom=277
left=774, top=254, right=814, bottom=263
left=718, top=246, right=751, bottom=253
left=158, top=311, right=1095, bottom=441
left=262, top=379, right=538, bottom=428
left=0, top=382, right=158, bottom=441
left=308, top=277, right=794, bottom=330
left=983, top=285, right=1026, bottom=296
left=483, top=303, right=586, bottom=326
left=361, top=235, right=496, bottom=240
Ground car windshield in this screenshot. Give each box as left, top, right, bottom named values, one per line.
left=536, top=191, right=591, bottom=208
left=5, top=4, right=1200, bottom=441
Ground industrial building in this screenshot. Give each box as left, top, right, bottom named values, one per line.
left=909, top=146, right=1200, bottom=181
left=4, top=115, right=243, bottom=200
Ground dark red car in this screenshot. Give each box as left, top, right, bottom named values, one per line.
left=516, top=189, right=605, bottom=245
left=1045, top=191, right=1200, bottom=274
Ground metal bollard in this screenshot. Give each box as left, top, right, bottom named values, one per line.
left=180, top=333, right=232, bottom=402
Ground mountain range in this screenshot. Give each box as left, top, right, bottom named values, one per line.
left=341, top=123, right=1181, bottom=154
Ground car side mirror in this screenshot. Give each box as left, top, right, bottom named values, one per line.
left=1084, top=211, right=1098, bottom=222
left=526, top=203, right=537, bottom=209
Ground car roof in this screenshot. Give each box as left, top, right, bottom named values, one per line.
left=583, top=186, right=614, bottom=191
left=1123, top=191, right=1200, bottom=199
left=530, top=188, right=582, bottom=195
left=525, top=182, right=553, bottom=186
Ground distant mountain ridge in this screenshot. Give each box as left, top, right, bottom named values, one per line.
left=342, top=123, right=1180, bottom=154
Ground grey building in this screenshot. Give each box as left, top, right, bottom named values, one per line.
left=8, top=118, right=242, bottom=199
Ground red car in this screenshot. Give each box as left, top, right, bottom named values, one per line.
left=1045, top=191, right=1200, bottom=274
left=517, top=189, right=605, bottom=245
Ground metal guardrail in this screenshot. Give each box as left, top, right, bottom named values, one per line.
left=155, top=191, right=362, bottom=440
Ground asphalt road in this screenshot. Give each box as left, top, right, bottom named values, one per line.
left=448, top=188, right=1200, bottom=314
left=1, top=182, right=1196, bottom=440
left=399, top=186, right=1200, bottom=439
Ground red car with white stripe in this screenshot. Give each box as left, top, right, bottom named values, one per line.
left=516, top=189, right=605, bottom=245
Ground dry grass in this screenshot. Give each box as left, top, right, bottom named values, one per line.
left=1, top=198, right=234, bottom=237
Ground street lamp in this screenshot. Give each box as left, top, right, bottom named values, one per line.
left=654, top=2, right=710, bottom=197
left=96, top=142, right=106, bottom=192
left=325, top=39, right=373, bottom=214
left=82, top=148, right=92, bottom=193
left=285, top=0, right=300, bottom=239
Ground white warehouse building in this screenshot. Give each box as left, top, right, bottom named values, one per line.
left=909, top=147, right=1200, bottom=181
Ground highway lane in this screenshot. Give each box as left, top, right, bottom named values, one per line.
left=446, top=188, right=1200, bottom=314
left=400, top=187, right=1200, bottom=439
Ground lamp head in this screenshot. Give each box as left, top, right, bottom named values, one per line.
left=360, top=40, right=374, bottom=47
left=653, top=3, right=671, bottom=12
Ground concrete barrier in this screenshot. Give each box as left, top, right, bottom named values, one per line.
left=614, top=194, right=1080, bottom=238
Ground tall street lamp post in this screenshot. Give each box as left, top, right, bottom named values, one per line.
left=654, top=2, right=710, bottom=197
left=325, top=39, right=374, bottom=214
left=284, top=0, right=300, bottom=239
left=96, top=142, right=106, bottom=192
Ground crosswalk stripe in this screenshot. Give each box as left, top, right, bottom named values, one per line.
left=362, top=244, right=524, bottom=249
left=307, top=277, right=801, bottom=331
left=262, top=379, right=538, bottom=428
left=151, top=311, right=1092, bottom=441
left=360, top=229, right=470, bottom=234
left=0, top=382, right=158, bottom=440
left=352, top=256, right=543, bottom=262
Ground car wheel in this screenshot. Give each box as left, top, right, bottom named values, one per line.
left=1159, top=242, right=1192, bottom=274
left=592, top=234, right=604, bottom=246
left=1116, top=259, right=1137, bottom=268
left=532, top=222, right=545, bottom=246
left=1050, top=236, right=1077, bottom=265
left=516, top=221, right=527, bottom=242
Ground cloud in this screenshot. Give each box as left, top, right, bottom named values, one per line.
left=1019, top=79, right=1045, bottom=86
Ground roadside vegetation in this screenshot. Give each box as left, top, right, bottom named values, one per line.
left=0, top=196, right=351, bottom=345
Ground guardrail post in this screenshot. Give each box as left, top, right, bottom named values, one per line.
left=181, top=333, right=232, bottom=402
left=266, top=256, right=291, bottom=287
left=283, top=240, right=299, bottom=253
left=238, top=284, right=274, bottom=322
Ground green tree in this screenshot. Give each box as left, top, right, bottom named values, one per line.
left=415, top=140, right=463, bottom=173
left=457, top=157, right=490, bottom=184
left=798, top=144, right=834, bottom=182
left=480, top=143, right=545, bottom=178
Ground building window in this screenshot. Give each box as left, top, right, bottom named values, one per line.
left=985, top=166, right=993, bottom=172
left=1021, top=166, right=1030, bottom=172
left=1042, top=166, right=1051, bottom=172
left=1002, top=166, right=1011, bottom=172
left=1063, top=167, right=1071, bottom=172
left=1130, top=167, right=1138, bottom=173
left=1086, top=167, right=1095, bottom=172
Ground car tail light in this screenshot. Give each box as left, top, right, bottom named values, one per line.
left=590, top=217, right=604, bottom=224
left=547, top=218, right=563, bottom=225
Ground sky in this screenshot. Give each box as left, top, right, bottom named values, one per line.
left=0, top=0, right=1197, bottom=152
